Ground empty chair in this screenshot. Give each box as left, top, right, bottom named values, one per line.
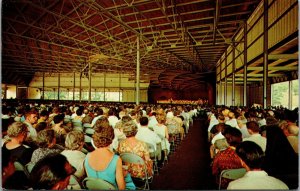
left=219, top=168, right=246, bottom=190
left=120, top=153, right=151, bottom=190
left=82, top=177, right=116, bottom=190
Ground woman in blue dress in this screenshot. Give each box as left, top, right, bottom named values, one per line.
left=84, top=125, right=135, bottom=190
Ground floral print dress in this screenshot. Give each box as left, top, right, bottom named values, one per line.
left=118, top=139, right=153, bottom=179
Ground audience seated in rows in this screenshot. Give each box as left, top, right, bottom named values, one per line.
left=227, top=141, right=288, bottom=190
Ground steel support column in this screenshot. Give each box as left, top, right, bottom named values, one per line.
left=42, top=72, right=45, bottom=100
left=73, top=72, right=75, bottom=101
left=88, top=62, right=92, bottom=102
left=263, top=0, right=268, bottom=108
left=232, top=42, right=235, bottom=106
left=104, top=73, right=106, bottom=101
left=58, top=73, right=60, bottom=100
left=136, top=35, right=140, bottom=105
left=224, top=49, right=227, bottom=106
left=79, top=73, right=82, bottom=101
left=243, top=22, right=247, bottom=106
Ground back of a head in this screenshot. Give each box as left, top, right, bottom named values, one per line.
left=7, top=121, right=27, bottom=138
left=37, top=129, right=55, bottom=148
left=65, top=130, right=84, bottom=150
left=228, top=112, right=235, bottom=119
left=40, top=110, right=49, bottom=117
left=218, top=114, right=225, bottom=122
left=140, top=116, right=149, bottom=126
left=30, top=154, right=73, bottom=190
left=76, top=109, right=83, bottom=116
left=236, top=141, right=264, bottom=170
left=246, top=121, right=260, bottom=133
left=214, top=138, right=229, bottom=151
left=108, top=108, right=114, bottom=116
left=94, top=116, right=110, bottom=133
left=266, top=116, right=278, bottom=126
left=95, top=108, right=104, bottom=116
left=122, top=120, right=138, bottom=137
left=121, top=115, right=132, bottom=123
left=223, top=126, right=242, bottom=147
left=53, top=114, right=64, bottom=124
left=92, top=126, right=114, bottom=148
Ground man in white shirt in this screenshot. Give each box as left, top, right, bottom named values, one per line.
left=243, top=121, right=267, bottom=152
left=227, top=141, right=288, bottom=190
left=225, top=112, right=239, bottom=129
left=23, top=110, right=38, bottom=141
left=136, top=116, right=161, bottom=151
left=148, top=112, right=158, bottom=129
left=107, top=109, right=119, bottom=128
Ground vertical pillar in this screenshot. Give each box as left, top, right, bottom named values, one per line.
left=58, top=73, right=60, bottom=100
left=104, top=73, right=106, bottom=101
left=220, top=81, right=222, bottom=105
left=263, top=0, right=268, bottom=108
left=136, top=35, right=140, bottom=105
left=42, top=72, right=45, bottom=100
left=224, top=49, right=227, bottom=106
left=232, top=42, right=235, bottom=106
left=73, top=72, right=75, bottom=101
left=79, top=73, right=82, bottom=101
left=216, top=83, right=218, bottom=105
left=88, top=62, right=92, bottom=102
left=243, top=22, right=248, bottom=106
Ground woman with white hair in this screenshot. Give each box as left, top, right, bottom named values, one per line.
left=61, top=130, right=86, bottom=181
left=3, top=122, right=33, bottom=165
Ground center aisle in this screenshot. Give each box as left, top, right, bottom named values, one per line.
left=150, top=118, right=216, bottom=190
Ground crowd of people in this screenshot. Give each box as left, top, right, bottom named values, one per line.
left=1, top=99, right=298, bottom=190
left=1, top=100, right=198, bottom=190
left=207, top=106, right=298, bottom=189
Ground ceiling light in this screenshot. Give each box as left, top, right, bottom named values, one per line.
left=171, top=44, right=176, bottom=48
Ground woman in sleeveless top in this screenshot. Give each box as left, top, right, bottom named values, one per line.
left=84, top=125, right=135, bottom=190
